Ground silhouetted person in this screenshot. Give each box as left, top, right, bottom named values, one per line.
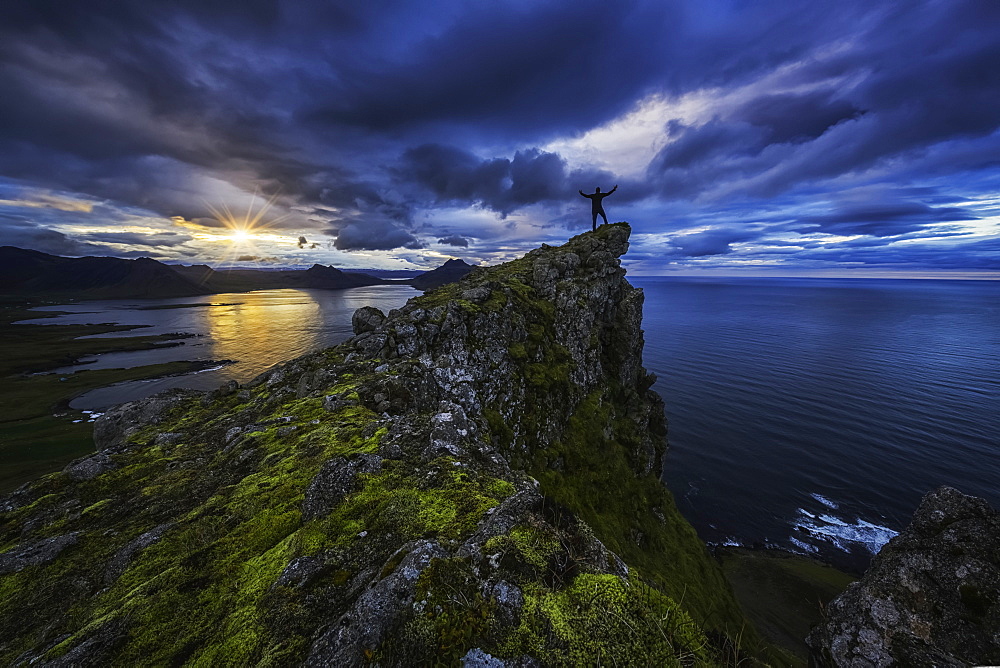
left=579, top=185, right=617, bottom=231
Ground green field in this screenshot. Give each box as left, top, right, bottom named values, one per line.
left=0, top=302, right=212, bottom=493
left=717, top=547, right=856, bottom=665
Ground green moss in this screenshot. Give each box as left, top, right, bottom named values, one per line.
left=81, top=498, right=113, bottom=517
left=394, top=557, right=495, bottom=664
left=501, top=573, right=712, bottom=667
left=515, top=389, right=747, bottom=640
left=483, top=408, right=514, bottom=448
left=485, top=525, right=562, bottom=573
left=412, top=289, right=481, bottom=314
left=315, top=458, right=512, bottom=548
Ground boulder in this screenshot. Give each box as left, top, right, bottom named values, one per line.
left=808, top=486, right=1000, bottom=667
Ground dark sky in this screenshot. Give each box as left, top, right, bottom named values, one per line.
left=1, top=0, right=998, bottom=274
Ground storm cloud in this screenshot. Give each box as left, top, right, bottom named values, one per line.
left=0, top=0, right=996, bottom=273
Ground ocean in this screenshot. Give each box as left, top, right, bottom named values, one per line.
left=634, top=276, right=1000, bottom=571
left=21, top=276, right=1000, bottom=570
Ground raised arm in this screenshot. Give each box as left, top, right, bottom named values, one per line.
left=608, top=185, right=618, bottom=195
left=579, top=190, right=587, bottom=198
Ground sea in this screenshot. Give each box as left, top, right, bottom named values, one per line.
left=20, top=276, right=1000, bottom=571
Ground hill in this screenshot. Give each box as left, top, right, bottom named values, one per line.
left=0, top=247, right=209, bottom=299
left=0, top=248, right=388, bottom=300
left=408, top=258, right=476, bottom=290
left=0, top=246, right=477, bottom=300
left=0, top=224, right=756, bottom=665
left=171, top=264, right=384, bottom=293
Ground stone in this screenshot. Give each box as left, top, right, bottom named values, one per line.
left=94, top=389, right=196, bottom=452
left=0, top=533, right=80, bottom=575
left=302, top=454, right=383, bottom=520
left=154, top=432, right=183, bottom=446
left=304, top=540, right=448, bottom=667
left=64, top=452, right=116, bottom=481
left=274, top=556, right=324, bottom=589
left=104, top=523, right=172, bottom=584
left=461, top=648, right=507, bottom=667
left=808, top=486, right=1000, bottom=667
left=352, top=306, right=386, bottom=335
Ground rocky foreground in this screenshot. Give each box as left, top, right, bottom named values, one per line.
left=0, top=224, right=751, bottom=666
left=809, top=486, right=1000, bottom=667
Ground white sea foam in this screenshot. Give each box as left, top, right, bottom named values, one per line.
left=187, top=364, right=230, bottom=375
left=788, top=536, right=819, bottom=554
left=707, top=536, right=744, bottom=549
left=810, top=493, right=839, bottom=510
left=790, top=509, right=898, bottom=555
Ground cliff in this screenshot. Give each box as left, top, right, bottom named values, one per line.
left=808, top=486, right=1000, bottom=666
left=0, top=224, right=750, bottom=665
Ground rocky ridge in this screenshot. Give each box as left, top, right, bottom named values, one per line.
left=0, top=224, right=749, bottom=665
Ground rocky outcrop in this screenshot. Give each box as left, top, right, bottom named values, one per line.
left=0, top=532, right=79, bottom=575
left=92, top=388, right=197, bottom=452
left=808, top=486, right=1000, bottom=667
left=0, top=224, right=748, bottom=666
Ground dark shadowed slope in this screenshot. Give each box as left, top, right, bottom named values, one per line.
left=0, top=247, right=386, bottom=300
left=0, top=247, right=209, bottom=299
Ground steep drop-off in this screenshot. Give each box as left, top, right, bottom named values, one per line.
left=0, top=224, right=750, bottom=665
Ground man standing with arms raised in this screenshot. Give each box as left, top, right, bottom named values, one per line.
left=579, top=185, right=618, bottom=231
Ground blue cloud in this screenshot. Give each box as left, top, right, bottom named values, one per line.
left=0, top=0, right=996, bottom=271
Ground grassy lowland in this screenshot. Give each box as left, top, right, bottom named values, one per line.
left=0, top=302, right=220, bottom=493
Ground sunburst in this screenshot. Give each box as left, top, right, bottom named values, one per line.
left=202, top=188, right=291, bottom=267
left=206, top=188, right=288, bottom=244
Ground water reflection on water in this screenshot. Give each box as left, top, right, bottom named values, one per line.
left=26, top=286, right=418, bottom=410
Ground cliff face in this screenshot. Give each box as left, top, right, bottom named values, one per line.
left=0, top=224, right=747, bottom=665
left=808, top=486, right=1000, bottom=667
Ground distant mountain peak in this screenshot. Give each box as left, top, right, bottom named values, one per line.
left=408, top=257, right=477, bottom=291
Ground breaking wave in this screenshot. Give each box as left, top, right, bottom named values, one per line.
left=790, top=507, right=898, bottom=555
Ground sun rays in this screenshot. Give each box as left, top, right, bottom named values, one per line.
left=198, top=188, right=293, bottom=268
left=205, top=188, right=289, bottom=244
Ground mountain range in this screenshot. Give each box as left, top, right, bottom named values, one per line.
left=0, top=247, right=475, bottom=299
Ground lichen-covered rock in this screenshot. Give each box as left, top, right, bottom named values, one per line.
left=808, top=486, right=1000, bottom=667
left=0, top=224, right=750, bottom=666
left=93, top=388, right=197, bottom=452
left=64, top=452, right=116, bottom=481
left=302, top=454, right=383, bottom=520
left=104, top=523, right=172, bottom=584
left=0, top=532, right=79, bottom=574
left=352, top=305, right=386, bottom=335
left=305, top=539, right=450, bottom=666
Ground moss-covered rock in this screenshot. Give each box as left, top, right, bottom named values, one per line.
left=0, top=223, right=753, bottom=665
